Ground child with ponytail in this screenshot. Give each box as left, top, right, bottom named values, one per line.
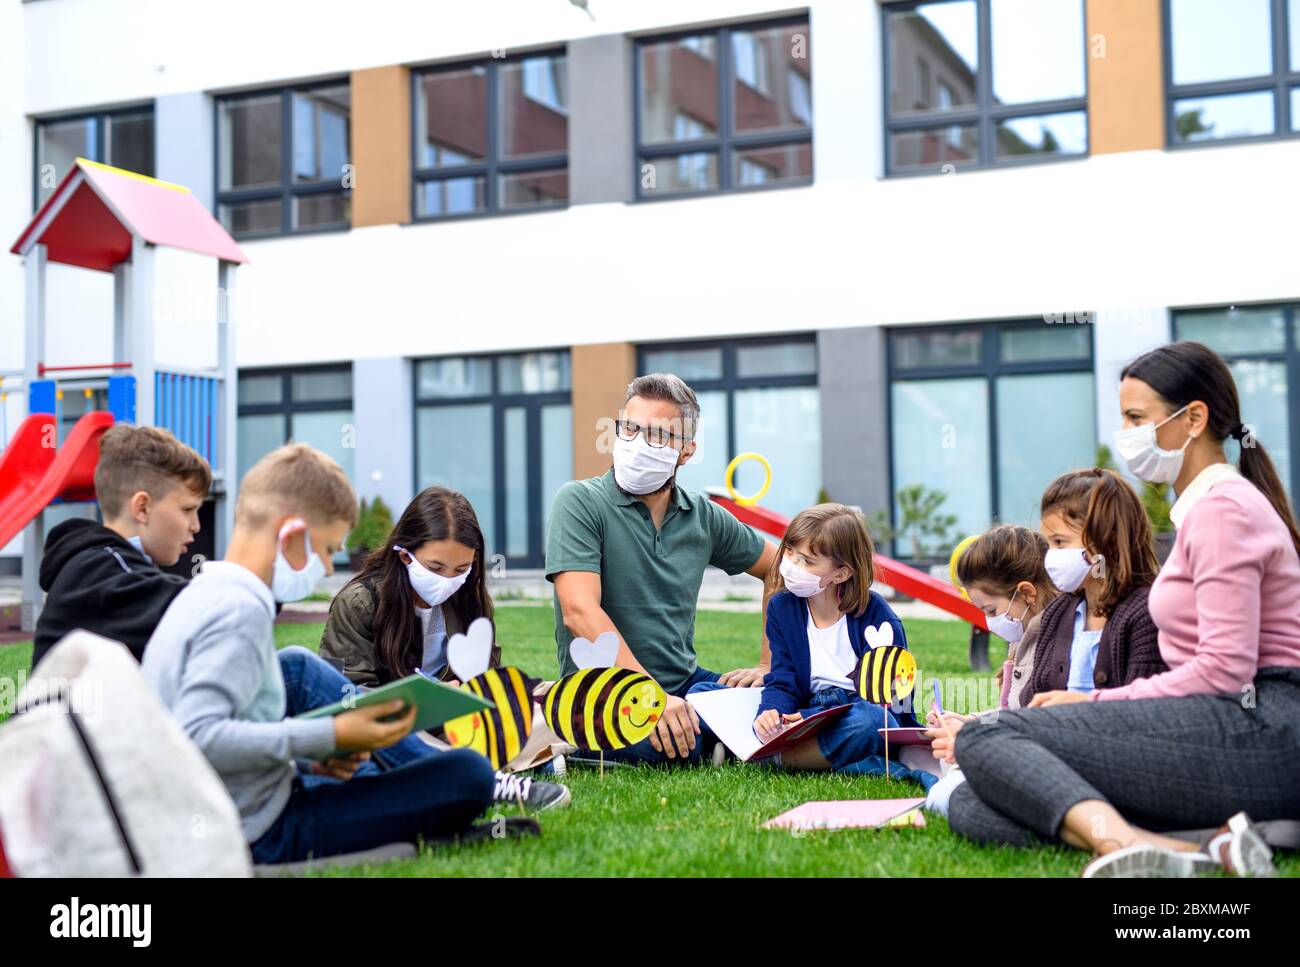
left=1023, top=468, right=1166, bottom=706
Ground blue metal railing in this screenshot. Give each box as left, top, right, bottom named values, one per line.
left=155, top=371, right=218, bottom=466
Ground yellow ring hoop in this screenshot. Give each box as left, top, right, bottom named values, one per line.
left=949, top=534, right=982, bottom=602
left=725, top=452, right=772, bottom=507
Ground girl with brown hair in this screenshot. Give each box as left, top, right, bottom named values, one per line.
left=688, top=502, right=932, bottom=786
left=321, top=486, right=495, bottom=687
left=1022, top=468, right=1166, bottom=706
left=954, top=524, right=1057, bottom=710
left=319, top=486, right=569, bottom=812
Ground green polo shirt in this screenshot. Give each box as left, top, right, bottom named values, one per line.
left=545, top=469, right=766, bottom=694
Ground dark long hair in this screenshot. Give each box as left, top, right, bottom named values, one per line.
left=1041, top=469, right=1160, bottom=617
left=348, top=486, right=494, bottom=683
left=1121, top=340, right=1300, bottom=559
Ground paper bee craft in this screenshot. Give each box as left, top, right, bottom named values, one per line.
left=442, top=617, right=539, bottom=770
left=851, top=622, right=917, bottom=708
left=542, top=632, right=667, bottom=751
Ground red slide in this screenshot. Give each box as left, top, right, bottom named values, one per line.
left=0, top=411, right=114, bottom=549
left=708, top=490, right=989, bottom=630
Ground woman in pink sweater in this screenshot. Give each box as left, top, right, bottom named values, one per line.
left=930, top=341, right=1300, bottom=876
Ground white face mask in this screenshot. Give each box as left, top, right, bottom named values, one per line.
left=779, top=554, right=829, bottom=598
left=986, top=589, right=1027, bottom=644
left=395, top=545, right=472, bottom=607
left=612, top=433, right=680, bottom=495
left=1113, top=404, right=1193, bottom=484
left=1045, top=546, right=1092, bottom=593
left=271, top=519, right=326, bottom=603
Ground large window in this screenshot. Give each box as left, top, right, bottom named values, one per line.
left=34, top=106, right=154, bottom=208
left=888, top=322, right=1096, bottom=556
left=414, top=352, right=572, bottom=567
left=237, top=365, right=355, bottom=485
left=1165, top=0, right=1300, bottom=145
left=635, top=17, right=813, bottom=199
left=883, top=0, right=1087, bottom=175
left=412, top=52, right=569, bottom=219
left=1173, top=305, right=1298, bottom=500
left=637, top=337, right=820, bottom=520
left=216, top=82, right=351, bottom=238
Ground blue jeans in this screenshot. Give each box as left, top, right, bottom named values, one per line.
left=573, top=665, right=721, bottom=766
left=250, top=750, right=496, bottom=863
left=250, top=648, right=496, bottom=863
left=277, top=646, right=437, bottom=781
left=688, top=681, right=936, bottom=789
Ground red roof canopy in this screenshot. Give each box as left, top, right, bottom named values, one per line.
left=10, top=158, right=248, bottom=272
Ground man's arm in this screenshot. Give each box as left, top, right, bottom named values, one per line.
left=717, top=539, right=780, bottom=687
left=552, top=570, right=648, bottom=675
left=553, top=569, right=700, bottom=758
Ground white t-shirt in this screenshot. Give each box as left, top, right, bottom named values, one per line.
left=807, top=612, right=857, bottom=692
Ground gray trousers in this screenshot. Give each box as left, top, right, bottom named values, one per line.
left=948, top=666, right=1300, bottom=848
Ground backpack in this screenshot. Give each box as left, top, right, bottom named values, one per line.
left=0, top=630, right=251, bottom=876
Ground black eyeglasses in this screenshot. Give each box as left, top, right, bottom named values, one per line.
left=615, top=419, right=686, bottom=449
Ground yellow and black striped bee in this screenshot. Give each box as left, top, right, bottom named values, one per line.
left=542, top=632, right=667, bottom=751
left=851, top=640, right=918, bottom=709
left=443, top=618, right=539, bottom=769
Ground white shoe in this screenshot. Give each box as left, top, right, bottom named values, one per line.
left=1081, top=843, right=1218, bottom=878
left=1206, top=812, right=1277, bottom=878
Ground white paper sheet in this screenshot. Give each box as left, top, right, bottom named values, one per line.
left=686, top=687, right=767, bottom=761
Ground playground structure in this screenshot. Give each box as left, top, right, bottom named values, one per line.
left=6, top=158, right=247, bottom=631
left=709, top=452, right=994, bottom=671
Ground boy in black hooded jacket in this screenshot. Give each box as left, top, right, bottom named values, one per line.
left=31, top=424, right=210, bottom=668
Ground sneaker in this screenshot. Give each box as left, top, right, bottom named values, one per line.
left=493, top=770, right=571, bottom=812
left=710, top=741, right=728, bottom=767
left=1206, top=812, right=1277, bottom=878
left=1081, top=843, right=1218, bottom=878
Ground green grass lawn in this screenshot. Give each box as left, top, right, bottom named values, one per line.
left=3, top=607, right=1296, bottom=877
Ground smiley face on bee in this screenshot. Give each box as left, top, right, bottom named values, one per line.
left=621, top=680, right=663, bottom=730
left=543, top=632, right=669, bottom=751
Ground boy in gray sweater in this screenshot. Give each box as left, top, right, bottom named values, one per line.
left=143, top=443, right=495, bottom=863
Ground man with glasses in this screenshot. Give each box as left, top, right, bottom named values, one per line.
left=545, top=373, right=779, bottom=765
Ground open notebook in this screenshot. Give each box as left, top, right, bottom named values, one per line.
left=686, top=686, right=851, bottom=762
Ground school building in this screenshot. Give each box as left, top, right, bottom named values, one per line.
left=2, top=0, right=1297, bottom=572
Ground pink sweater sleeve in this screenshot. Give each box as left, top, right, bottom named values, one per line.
left=1092, top=494, right=1262, bottom=702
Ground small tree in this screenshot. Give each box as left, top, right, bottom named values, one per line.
left=893, top=484, right=959, bottom=559
left=1096, top=444, right=1172, bottom=534
left=347, top=496, right=395, bottom=555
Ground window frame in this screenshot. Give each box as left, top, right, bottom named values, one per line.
left=409, top=49, right=571, bottom=223
left=634, top=333, right=820, bottom=466
left=411, top=349, right=572, bottom=568
left=881, top=0, right=1091, bottom=177
left=1163, top=0, right=1300, bottom=148
left=32, top=103, right=155, bottom=211
left=213, top=80, right=353, bottom=240
left=1171, top=303, right=1300, bottom=500
left=632, top=15, right=814, bottom=202
left=236, top=363, right=355, bottom=441
left=885, top=319, right=1096, bottom=549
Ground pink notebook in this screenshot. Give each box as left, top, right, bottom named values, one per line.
left=876, top=726, right=934, bottom=747
left=764, top=797, right=928, bottom=832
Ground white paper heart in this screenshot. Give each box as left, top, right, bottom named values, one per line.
left=863, top=621, right=894, bottom=650
left=569, top=631, right=620, bottom=669
left=447, top=616, right=495, bottom=681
